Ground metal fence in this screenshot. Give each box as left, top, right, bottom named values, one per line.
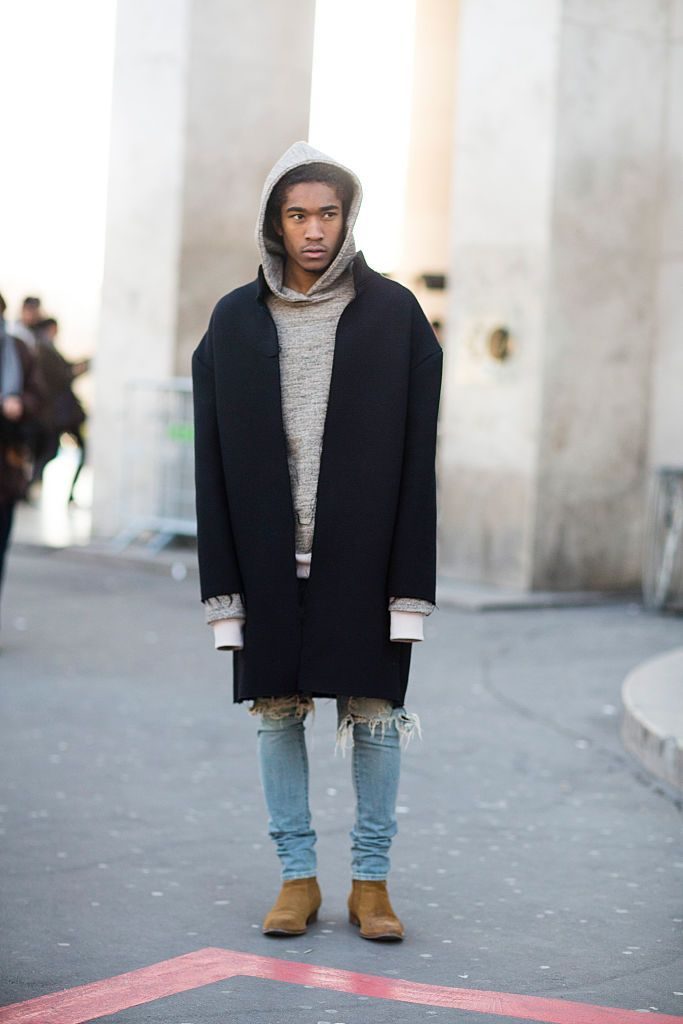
left=642, top=466, right=683, bottom=611
left=113, top=378, right=196, bottom=553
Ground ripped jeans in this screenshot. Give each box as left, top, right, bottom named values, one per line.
left=251, top=693, right=421, bottom=881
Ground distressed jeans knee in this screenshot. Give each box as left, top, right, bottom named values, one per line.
left=249, top=693, right=316, bottom=729
left=335, top=696, right=422, bottom=757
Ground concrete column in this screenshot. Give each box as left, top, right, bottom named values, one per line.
left=396, top=0, right=459, bottom=327
left=92, top=0, right=315, bottom=536
left=91, top=0, right=189, bottom=540
left=647, top=6, right=683, bottom=470
left=439, top=0, right=560, bottom=588
left=174, top=0, right=317, bottom=374
left=439, top=0, right=679, bottom=590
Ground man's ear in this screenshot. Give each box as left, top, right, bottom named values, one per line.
left=271, top=215, right=283, bottom=238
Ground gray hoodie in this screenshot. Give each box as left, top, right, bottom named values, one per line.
left=256, top=139, right=363, bottom=304
left=205, top=142, right=433, bottom=645
left=258, top=141, right=362, bottom=572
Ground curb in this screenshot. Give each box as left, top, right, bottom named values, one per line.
left=621, top=647, right=683, bottom=792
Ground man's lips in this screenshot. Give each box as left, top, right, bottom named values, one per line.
left=302, top=247, right=326, bottom=256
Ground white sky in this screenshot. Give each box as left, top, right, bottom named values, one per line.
left=0, top=0, right=117, bottom=355
left=0, top=0, right=415, bottom=355
left=309, top=0, right=416, bottom=273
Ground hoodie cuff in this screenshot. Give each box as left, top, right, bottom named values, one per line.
left=390, top=610, right=425, bottom=643
left=212, top=618, right=245, bottom=650
left=204, top=593, right=246, bottom=623
left=389, top=595, right=435, bottom=615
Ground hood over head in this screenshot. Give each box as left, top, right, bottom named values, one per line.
left=255, top=140, right=363, bottom=303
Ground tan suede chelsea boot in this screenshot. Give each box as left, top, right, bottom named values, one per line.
left=348, top=879, right=405, bottom=941
left=262, top=877, right=322, bottom=936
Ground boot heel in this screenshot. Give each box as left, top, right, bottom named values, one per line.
left=306, top=908, right=318, bottom=925
left=349, top=911, right=360, bottom=927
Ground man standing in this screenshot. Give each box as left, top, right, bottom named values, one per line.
left=192, top=142, right=442, bottom=941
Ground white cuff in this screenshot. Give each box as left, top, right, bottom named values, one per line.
left=212, top=618, right=245, bottom=650
left=390, top=610, right=425, bottom=643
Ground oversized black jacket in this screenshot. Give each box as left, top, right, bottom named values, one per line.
left=192, top=251, right=443, bottom=706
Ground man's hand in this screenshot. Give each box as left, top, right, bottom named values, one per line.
left=2, top=395, right=23, bottom=421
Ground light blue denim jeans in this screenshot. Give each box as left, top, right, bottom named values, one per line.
left=252, top=693, right=421, bottom=881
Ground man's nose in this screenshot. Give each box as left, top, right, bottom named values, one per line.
left=305, top=218, right=324, bottom=239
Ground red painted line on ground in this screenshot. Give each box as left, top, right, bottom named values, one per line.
left=1, top=947, right=681, bottom=1024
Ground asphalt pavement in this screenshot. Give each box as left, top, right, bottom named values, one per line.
left=0, top=547, right=682, bottom=1023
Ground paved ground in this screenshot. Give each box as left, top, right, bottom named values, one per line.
left=0, top=547, right=682, bottom=1023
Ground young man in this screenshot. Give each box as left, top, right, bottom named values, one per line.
left=192, top=141, right=442, bottom=941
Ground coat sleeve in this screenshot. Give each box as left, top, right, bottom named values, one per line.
left=192, top=317, right=245, bottom=604
left=386, top=296, right=443, bottom=604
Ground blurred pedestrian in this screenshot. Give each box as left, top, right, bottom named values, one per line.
left=31, top=317, right=88, bottom=502
left=192, top=142, right=442, bottom=941
left=9, top=296, right=42, bottom=349
left=0, top=293, right=41, bottom=634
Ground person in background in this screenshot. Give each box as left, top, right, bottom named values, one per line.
left=30, top=317, right=88, bottom=500
left=0, top=293, right=41, bottom=635
left=9, top=296, right=42, bottom=349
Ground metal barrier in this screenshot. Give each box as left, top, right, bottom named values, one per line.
left=113, top=378, right=196, bottom=553
left=642, top=466, right=683, bottom=611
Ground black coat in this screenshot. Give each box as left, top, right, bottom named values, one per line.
left=192, top=252, right=443, bottom=706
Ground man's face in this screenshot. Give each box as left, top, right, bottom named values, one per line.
left=273, top=182, right=345, bottom=277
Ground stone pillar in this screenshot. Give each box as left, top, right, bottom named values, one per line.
left=92, top=0, right=315, bottom=536
left=396, top=0, right=459, bottom=327
left=647, top=7, right=683, bottom=471
left=439, top=0, right=679, bottom=590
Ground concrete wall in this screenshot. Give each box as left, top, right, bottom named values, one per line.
left=175, top=0, right=316, bottom=374
left=92, top=0, right=682, bottom=590
left=532, top=0, right=675, bottom=589
left=92, top=0, right=315, bottom=536
left=91, top=0, right=189, bottom=537
left=647, top=4, right=683, bottom=470
left=397, top=0, right=459, bottom=327
left=439, top=0, right=560, bottom=587
left=440, top=0, right=682, bottom=590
